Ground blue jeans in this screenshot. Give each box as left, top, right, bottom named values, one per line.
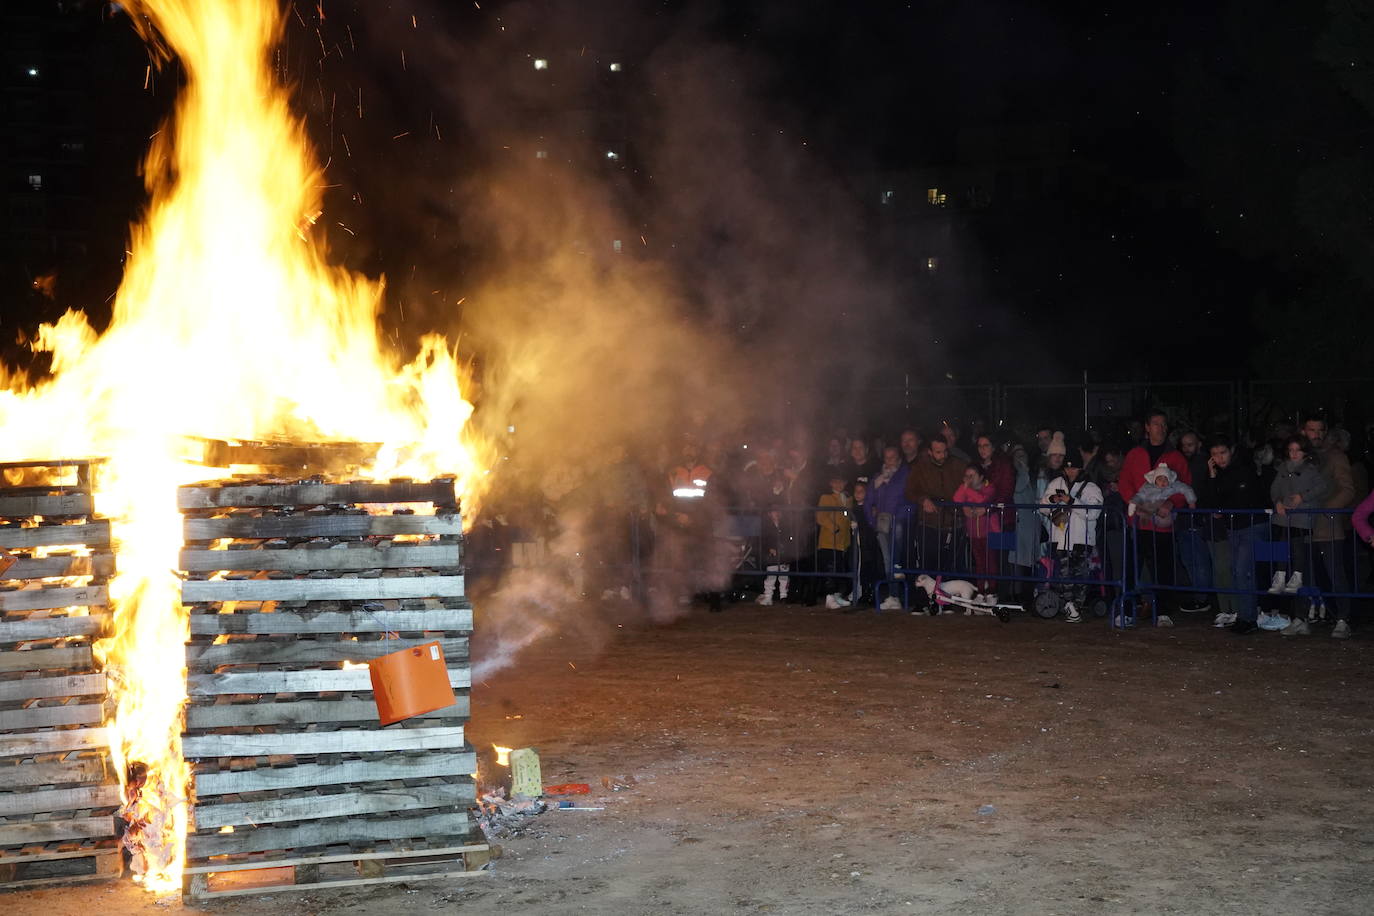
left=1176, top=522, right=1213, bottom=597
left=1228, top=523, right=1262, bottom=621
left=1313, top=540, right=1350, bottom=620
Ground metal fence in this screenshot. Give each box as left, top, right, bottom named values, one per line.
left=823, top=377, right=1371, bottom=442
left=469, top=501, right=1373, bottom=630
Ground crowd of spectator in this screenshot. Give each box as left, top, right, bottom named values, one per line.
left=470, top=411, right=1374, bottom=637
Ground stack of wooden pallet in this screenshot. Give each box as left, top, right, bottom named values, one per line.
left=177, top=477, right=485, bottom=902
left=0, top=459, right=122, bottom=890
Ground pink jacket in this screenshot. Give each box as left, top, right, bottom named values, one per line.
left=952, top=482, right=1001, bottom=539
left=1354, top=488, right=1374, bottom=544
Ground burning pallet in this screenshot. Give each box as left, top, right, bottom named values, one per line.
left=0, top=459, right=122, bottom=890
left=177, top=476, right=486, bottom=901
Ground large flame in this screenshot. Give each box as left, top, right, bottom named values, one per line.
left=0, top=0, right=482, bottom=891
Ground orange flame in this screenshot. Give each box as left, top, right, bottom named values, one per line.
left=0, top=0, right=484, bottom=892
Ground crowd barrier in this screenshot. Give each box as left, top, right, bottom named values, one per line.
left=468, top=501, right=1374, bottom=628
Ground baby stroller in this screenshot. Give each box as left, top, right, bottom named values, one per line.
left=1031, top=545, right=1111, bottom=619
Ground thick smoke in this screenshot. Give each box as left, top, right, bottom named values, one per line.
left=303, top=1, right=942, bottom=677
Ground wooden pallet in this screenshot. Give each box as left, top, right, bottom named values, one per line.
left=179, top=477, right=484, bottom=901
left=0, top=459, right=122, bottom=892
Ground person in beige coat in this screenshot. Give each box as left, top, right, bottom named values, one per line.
left=1302, top=416, right=1355, bottom=638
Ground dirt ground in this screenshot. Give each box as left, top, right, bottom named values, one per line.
left=9, top=603, right=1374, bottom=915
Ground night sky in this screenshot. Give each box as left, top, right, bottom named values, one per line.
left=4, top=0, right=1370, bottom=386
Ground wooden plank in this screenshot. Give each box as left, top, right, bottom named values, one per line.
left=0, top=585, right=107, bottom=613
left=185, top=636, right=468, bottom=668
left=187, top=667, right=469, bottom=696
left=187, top=810, right=471, bottom=859
left=0, top=645, right=94, bottom=674
left=177, top=480, right=455, bottom=510
left=2, top=554, right=115, bottom=581
left=0, top=702, right=104, bottom=731
left=182, top=576, right=463, bottom=603
left=195, top=751, right=475, bottom=797
left=0, top=756, right=109, bottom=789
left=183, top=726, right=465, bottom=759
left=186, top=697, right=468, bottom=729
left=189, top=609, right=472, bottom=636
left=0, top=522, right=110, bottom=551
left=186, top=863, right=485, bottom=900
left=0, top=849, right=121, bottom=890
left=0, top=492, right=92, bottom=517
left=0, top=458, right=99, bottom=472
left=0, top=783, right=120, bottom=817
left=0, top=815, right=114, bottom=847
left=183, top=514, right=461, bottom=541
left=179, top=544, right=460, bottom=573
left=183, top=841, right=486, bottom=873
left=194, top=782, right=474, bottom=830
left=0, top=614, right=107, bottom=644
left=0, top=672, right=105, bottom=701
left=1, top=727, right=108, bottom=757
left=0, top=845, right=119, bottom=866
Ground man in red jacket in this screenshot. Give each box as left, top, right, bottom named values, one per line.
left=1119, top=410, right=1193, bottom=613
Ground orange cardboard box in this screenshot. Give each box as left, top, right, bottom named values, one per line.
left=369, top=641, right=456, bottom=726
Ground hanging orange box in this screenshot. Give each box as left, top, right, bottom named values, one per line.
left=369, top=641, right=456, bottom=726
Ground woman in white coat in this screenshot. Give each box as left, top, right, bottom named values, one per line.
left=1039, top=453, right=1103, bottom=621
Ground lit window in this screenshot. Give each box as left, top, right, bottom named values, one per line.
left=533, top=58, right=548, bottom=70
left=535, top=150, right=549, bottom=159
left=609, top=62, right=622, bottom=72
left=26, top=68, right=39, bottom=77
left=927, top=188, right=947, bottom=206
left=27, top=174, right=42, bottom=190
left=924, top=257, right=939, bottom=272
left=882, top=189, right=895, bottom=204
left=613, top=239, right=623, bottom=252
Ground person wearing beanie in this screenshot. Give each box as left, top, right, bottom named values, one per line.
left=1040, top=451, right=1104, bottom=623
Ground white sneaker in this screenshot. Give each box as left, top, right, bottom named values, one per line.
left=755, top=595, right=773, bottom=606
left=1065, top=603, right=1082, bottom=624
left=825, top=594, right=841, bottom=610
left=1281, top=617, right=1310, bottom=636
left=1259, top=613, right=1291, bottom=631
left=1267, top=571, right=1287, bottom=594
left=1156, top=614, right=1174, bottom=627
left=832, top=593, right=852, bottom=608
left=1213, top=612, right=1237, bottom=628
left=1283, top=572, right=1303, bottom=594
left=880, top=596, right=903, bottom=611
left=1332, top=620, right=1351, bottom=640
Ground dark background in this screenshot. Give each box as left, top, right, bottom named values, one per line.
left=2, top=0, right=1371, bottom=386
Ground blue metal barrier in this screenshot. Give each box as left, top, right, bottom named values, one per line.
left=470, top=500, right=1372, bottom=629
left=632, top=504, right=863, bottom=607
left=887, top=501, right=1134, bottom=624
left=1131, top=507, right=1372, bottom=628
